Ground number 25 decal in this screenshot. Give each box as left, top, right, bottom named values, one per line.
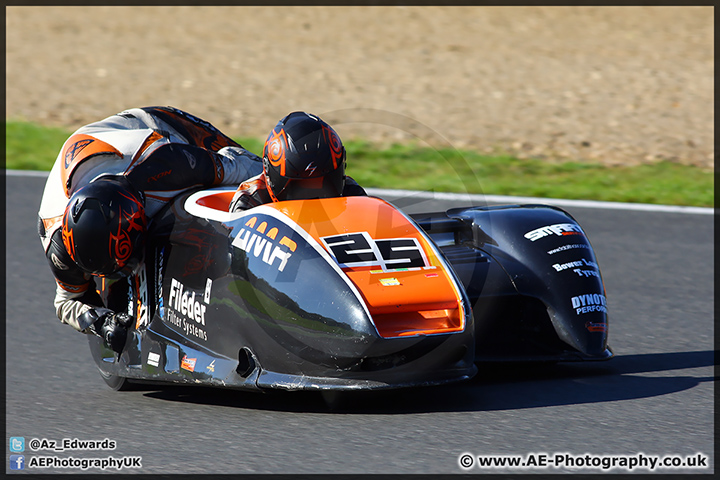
left=321, top=232, right=428, bottom=271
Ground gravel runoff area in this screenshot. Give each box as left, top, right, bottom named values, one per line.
left=5, top=6, right=714, bottom=169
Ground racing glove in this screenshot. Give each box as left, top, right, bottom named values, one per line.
left=81, top=308, right=134, bottom=354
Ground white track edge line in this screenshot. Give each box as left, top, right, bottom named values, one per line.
left=5, top=169, right=713, bottom=215
left=365, top=188, right=714, bottom=215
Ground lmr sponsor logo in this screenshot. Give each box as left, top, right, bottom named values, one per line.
left=571, top=293, right=607, bottom=315
left=232, top=216, right=297, bottom=272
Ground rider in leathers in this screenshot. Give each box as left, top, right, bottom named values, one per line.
left=38, top=106, right=263, bottom=352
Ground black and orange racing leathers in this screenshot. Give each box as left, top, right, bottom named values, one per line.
left=37, top=106, right=263, bottom=332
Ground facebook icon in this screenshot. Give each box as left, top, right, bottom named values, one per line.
left=10, top=455, right=25, bottom=470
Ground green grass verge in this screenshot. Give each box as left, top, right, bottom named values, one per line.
left=5, top=121, right=714, bottom=207
left=5, top=121, right=74, bottom=170
left=346, top=140, right=714, bottom=207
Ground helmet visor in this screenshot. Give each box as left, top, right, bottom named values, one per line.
left=275, top=168, right=345, bottom=201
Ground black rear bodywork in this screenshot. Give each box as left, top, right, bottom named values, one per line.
left=413, top=204, right=612, bottom=363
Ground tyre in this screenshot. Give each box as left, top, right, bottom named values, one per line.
left=98, top=368, right=134, bottom=391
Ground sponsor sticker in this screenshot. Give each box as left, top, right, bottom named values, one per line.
left=553, top=260, right=585, bottom=271
left=180, top=356, right=197, bottom=372
left=147, top=352, right=160, bottom=367
left=134, top=264, right=149, bottom=329
left=525, top=223, right=584, bottom=242
left=370, top=266, right=433, bottom=274
left=547, top=243, right=591, bottom=255
left=585, top=321, right=608, bottom=333
left=379, top=277, right=401, bottom=286
left=166, top=278, right=210, bottom=341
left=552, top=258, right=600, bottom=277
left=204, top=278, right=213, bottom=303
left=232, top=216, right=297, bottom=272
left=572, top=268, right=600, bottom=278
left=571, top=293, right=607, bottom=315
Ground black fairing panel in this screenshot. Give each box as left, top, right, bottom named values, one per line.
left=416, top=205, right=611, bottom=361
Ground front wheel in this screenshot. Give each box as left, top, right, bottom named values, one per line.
left=98, top=368, right=133, bottom=391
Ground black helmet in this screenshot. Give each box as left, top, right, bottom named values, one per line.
left=262, top=111, right=346, bottom=202
left=62, top=176, right=146, bottom=277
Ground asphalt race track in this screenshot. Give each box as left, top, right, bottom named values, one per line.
left=5, top=173, right=714, bottom=474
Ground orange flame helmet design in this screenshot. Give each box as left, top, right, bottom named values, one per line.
left=264, top=127, right=288, bottom=176
left=62, top=176, right=147, bottom=276
left=262, top=112, right=346, bottom=202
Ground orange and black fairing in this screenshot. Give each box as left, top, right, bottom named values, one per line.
left=174, top=188, right=475, bottom=387
left=264, top=196, right=469, bottom=339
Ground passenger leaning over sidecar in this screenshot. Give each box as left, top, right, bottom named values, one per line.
left=38, top=106, right=263, bottom=352
left=229, top=111, right=366, bottom=212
